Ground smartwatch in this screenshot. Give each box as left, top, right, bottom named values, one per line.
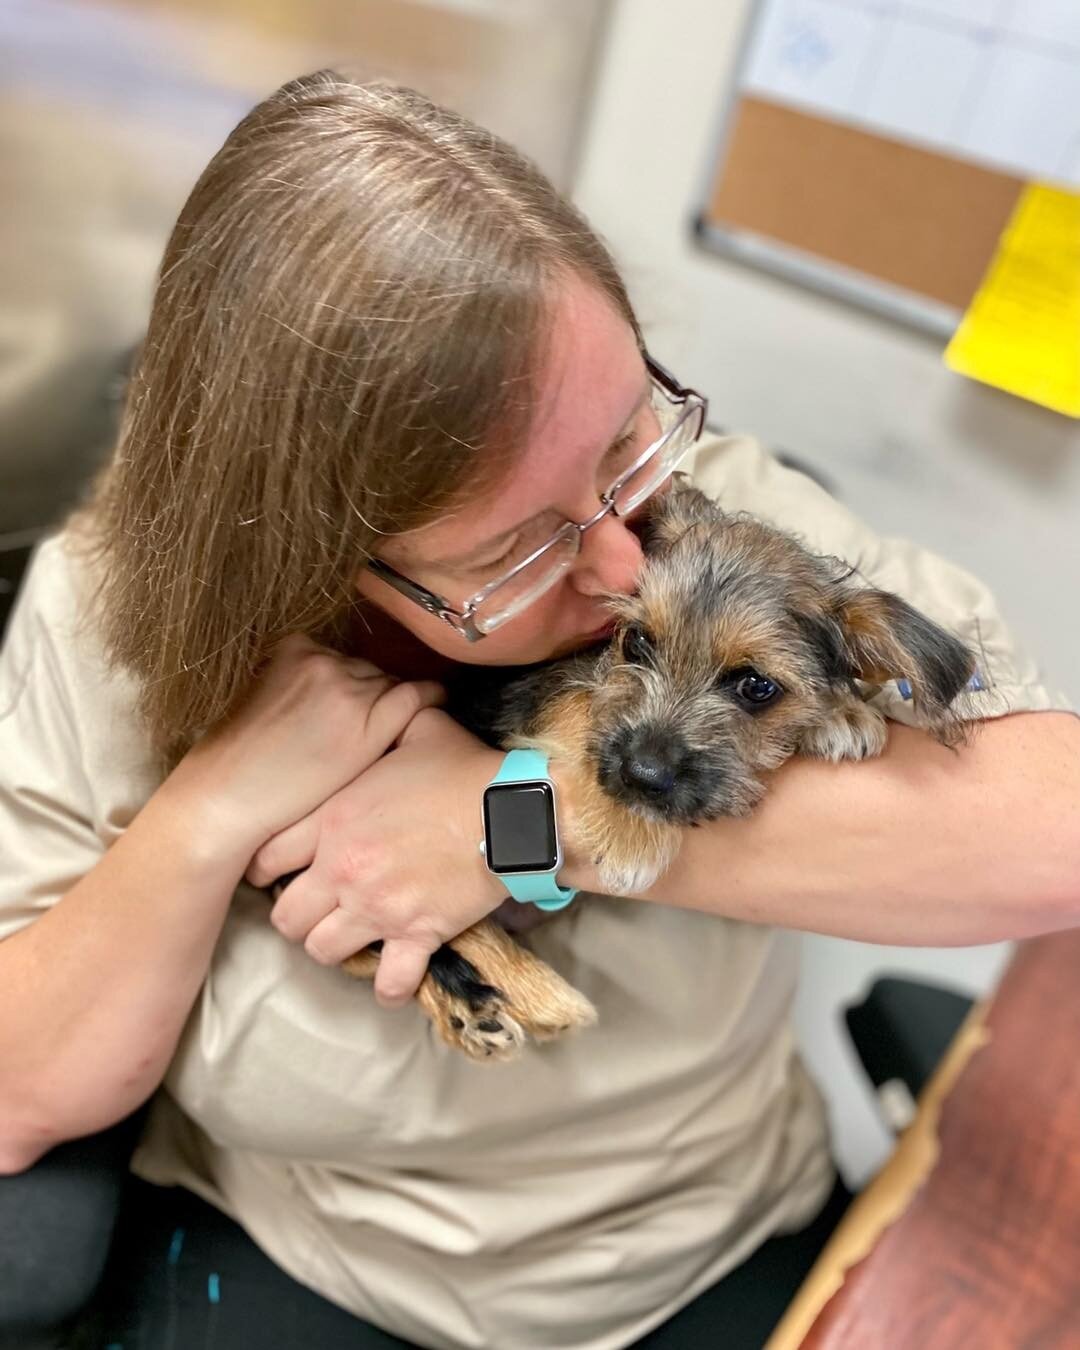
left=481, top=748, right=578, bottom=911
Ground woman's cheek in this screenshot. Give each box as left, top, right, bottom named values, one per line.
left=498, top=591, right=603, bottom=663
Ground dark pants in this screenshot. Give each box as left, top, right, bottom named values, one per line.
left=71, top=1170, right=846, bottom=1350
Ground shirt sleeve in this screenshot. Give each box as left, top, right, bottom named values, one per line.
left=688, top=433, right=1074, bottom=728
left=0, top=536, right=156, bottom=942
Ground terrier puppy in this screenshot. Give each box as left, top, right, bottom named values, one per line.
left=341, top=481, right=976, bottom=1061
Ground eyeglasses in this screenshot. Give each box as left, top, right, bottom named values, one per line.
left=366, top=354, right=707, bottom=641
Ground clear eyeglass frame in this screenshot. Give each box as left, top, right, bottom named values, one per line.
left=366, top=354, right=708, bottom=642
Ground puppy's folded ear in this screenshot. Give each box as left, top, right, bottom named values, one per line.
left=642, top=480, right=721, bottom=554
left=835, top=589, right=976, bottom=745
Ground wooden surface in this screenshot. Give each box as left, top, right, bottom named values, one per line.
left=705, top=96, right=1023, bottom=311
left=774, top=931, right=1080, bottom=1349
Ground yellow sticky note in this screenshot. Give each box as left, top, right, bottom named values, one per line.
left=945, top=184, right=1080, bottom=418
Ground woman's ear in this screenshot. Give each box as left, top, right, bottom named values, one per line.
left=835, top=589, right=976, bottom=745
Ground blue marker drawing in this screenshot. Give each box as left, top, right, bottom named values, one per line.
left=208, top=1272, right=221, bottom=1304
left=895, top=671, right=984, bottom=700
left=167, top=1227, right=185, bottom=1265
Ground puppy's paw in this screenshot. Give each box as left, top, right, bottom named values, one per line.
left=435, top=995, right=527, bottom=1063
left=595, top=852, right=665, bottom=897
left=563, top=795, right=679, bottom=898
left=344, top=941, right=527, bottom=1062
left=422, top=924, right=598, bottom=1061
left=420, top=944, right=527, bottom=1062
left=801, top=699, right=888, bottom=762
left=590, top=816, right=680, bottom=897
left=449, top=921, right=597, bottom=1048
left=342, top=923, right=597, bottom=1062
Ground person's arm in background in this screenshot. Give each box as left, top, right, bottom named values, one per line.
left=0, top=633, right=442, bottom=1174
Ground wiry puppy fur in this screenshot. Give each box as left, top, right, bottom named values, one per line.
left=343, top=481, right=976, bottom=1060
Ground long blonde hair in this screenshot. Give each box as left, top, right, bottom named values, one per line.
left=76, top=71, right=641, bottom=765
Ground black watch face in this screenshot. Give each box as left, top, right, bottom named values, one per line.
left=483, top=782, right=558, bottom=874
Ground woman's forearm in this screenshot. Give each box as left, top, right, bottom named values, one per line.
left=0, top=637, right=446, bottom=1171
left=568, top=712, right=1080, bottom=946
left=0, top=780, right=252, bottom=1173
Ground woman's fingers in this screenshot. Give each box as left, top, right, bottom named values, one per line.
left=270, top=871, right=340, bottom=947
left=246, top=810, right=321, bottom=887
left=372, top=939, right=433, bottom=1008
left=363, top=679, right=446, bottom=754
left=299, top=901, right=380, bottom=967
left=293, top=902, right=435, bottom=1006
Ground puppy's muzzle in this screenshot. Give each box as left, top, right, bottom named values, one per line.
left=598, top=723, right=710, bottom=822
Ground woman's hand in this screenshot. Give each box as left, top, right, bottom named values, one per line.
left=169, top=634, right=445, bottom=865
left=245, top=708, right=509, bottom=1007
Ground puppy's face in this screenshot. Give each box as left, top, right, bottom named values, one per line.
left=587, top=484, right=973, bottom=824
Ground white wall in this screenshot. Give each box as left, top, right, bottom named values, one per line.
left=573, top=0, right=1078, bottom=1183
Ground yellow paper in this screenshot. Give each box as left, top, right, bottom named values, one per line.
left=945, top=183, right=1080, bottom=417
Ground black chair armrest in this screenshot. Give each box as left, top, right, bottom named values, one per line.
left=844, top=975, right=975, bottom=1132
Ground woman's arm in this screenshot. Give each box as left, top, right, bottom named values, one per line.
left=250, top=708, right=1079, bottom=1010
left=564, top=712, right=1080, bottom=946
left=0, top=787, right=248, bottom=1173
left=0, top=637, right=443, bottom=1173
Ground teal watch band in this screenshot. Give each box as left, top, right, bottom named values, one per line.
left=485, top=749, right=578, bottom=911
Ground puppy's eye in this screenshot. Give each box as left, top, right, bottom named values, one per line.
left=621, top=625, right=654, bottom=664
left=728, top=668, right=782, bottom=709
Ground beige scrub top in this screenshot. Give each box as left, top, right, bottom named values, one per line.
left=0, top=434, right=1071, bottom=1350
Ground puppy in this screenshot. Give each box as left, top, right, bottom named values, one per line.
left=341, top=481, right=976, bottom=1061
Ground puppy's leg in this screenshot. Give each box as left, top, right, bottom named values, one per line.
left=341, top=938, right=523, bottom=1062
left=515, top=689, right=682, bottom=897
left=567, top=767, right=682, bottom=895
left=799, top=689, right=888, bottom=762
left=444, top=921, right=597, bottom=1046
left=341, top=921, right=596, bottom=1063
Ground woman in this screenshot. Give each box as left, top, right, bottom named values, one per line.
left=0, top=72, right=1076, bottom=1349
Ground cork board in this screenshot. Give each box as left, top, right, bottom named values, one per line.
left=697, top=94, right=1024, bottom=334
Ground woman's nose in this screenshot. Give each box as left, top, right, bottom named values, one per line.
left=571, top=512, right=643, bottom=598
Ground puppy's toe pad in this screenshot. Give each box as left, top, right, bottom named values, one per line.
left=444, top=1001, right=526, bottom=1062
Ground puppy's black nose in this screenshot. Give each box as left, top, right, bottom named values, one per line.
left=620, top=754, right=676, bottom=794
left=618, top=732, right=681, bottom=796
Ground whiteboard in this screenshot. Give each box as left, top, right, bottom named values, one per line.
left=743, top=0, right=1080, bottom=189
